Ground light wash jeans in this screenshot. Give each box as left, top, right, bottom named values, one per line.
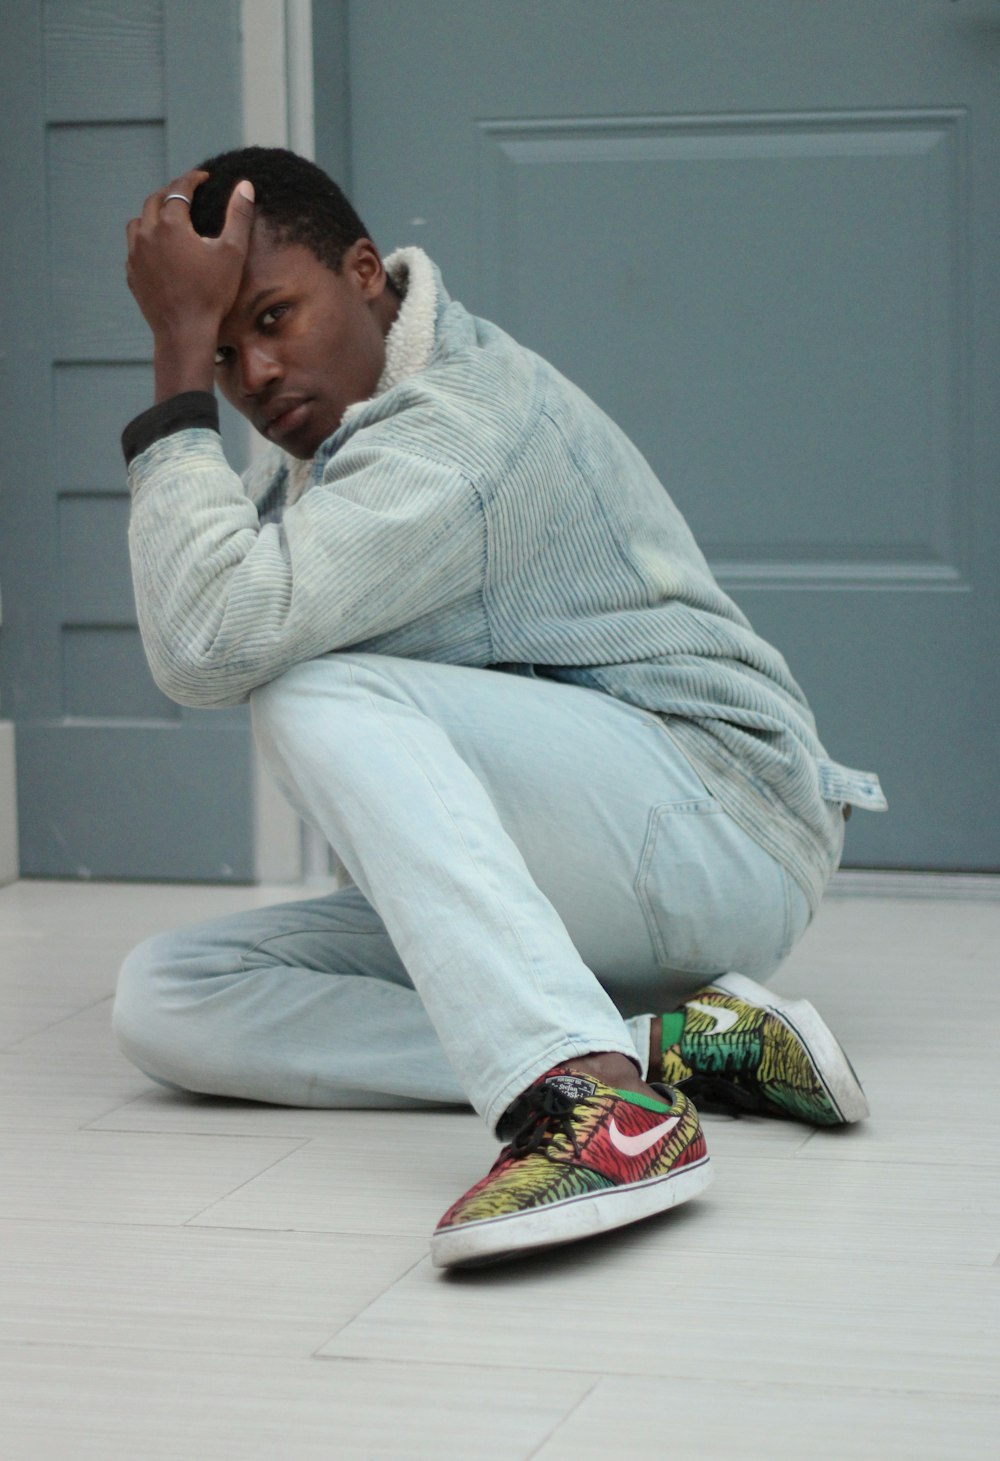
left=113, top=654, right=818, bottom=1135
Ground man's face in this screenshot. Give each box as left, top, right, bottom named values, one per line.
left=213, top=225, right=395, bottom=459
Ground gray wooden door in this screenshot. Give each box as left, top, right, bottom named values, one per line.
left=320, top=0, right=1000, bottom=871
left=0, top=0, right=255, bottom=879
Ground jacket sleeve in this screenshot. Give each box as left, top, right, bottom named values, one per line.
left=127, top=426, right=485, bottom=708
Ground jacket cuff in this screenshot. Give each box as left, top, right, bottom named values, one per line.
left=122, top=391, right=220, bottom=466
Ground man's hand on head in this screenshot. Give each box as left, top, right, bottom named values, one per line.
left=125, top=169, right=255, bottom=402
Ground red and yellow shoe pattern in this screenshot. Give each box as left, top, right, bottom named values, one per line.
left=436, top=1071, right=706, bottom=1233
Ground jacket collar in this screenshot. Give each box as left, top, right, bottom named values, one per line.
left=365, top=245, right=439, bottom=400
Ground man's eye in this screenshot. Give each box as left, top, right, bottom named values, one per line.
left=214, top=346, right=232, bottom=367
left=260, top=305, right=287, bottom=328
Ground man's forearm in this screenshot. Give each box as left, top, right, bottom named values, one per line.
left=126, top=427, right=483, bottom=711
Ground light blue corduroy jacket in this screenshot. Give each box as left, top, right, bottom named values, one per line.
left=127, top=249, right=885, bottom=913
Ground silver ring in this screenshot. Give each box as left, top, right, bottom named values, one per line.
left=163, top=193, right=191, bottom=206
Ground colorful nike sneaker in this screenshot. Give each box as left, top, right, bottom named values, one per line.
left=431, top=1068, right=712, bottom=1268
left=658, top=971, right=869, bottom=1126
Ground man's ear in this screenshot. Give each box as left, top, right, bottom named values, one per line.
left=347, top=238, right=386, bottom=300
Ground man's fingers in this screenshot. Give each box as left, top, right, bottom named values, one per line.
left=139, top=188, right=164, bottom=228
left=162, top=169, right=209, bottom=205
left=154, top=170, right=209, bottom=222
left=135, top=170, right=208, bottom=229
left=125, top=217, right=139, bottom=290
left=220, top=179, right=255, bottom=254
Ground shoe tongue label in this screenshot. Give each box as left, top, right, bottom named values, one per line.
left=545, top=1074, right=598, bottom=1102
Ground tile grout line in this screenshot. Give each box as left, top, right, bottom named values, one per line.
left=308, top=1249, right=431, bottom=1357
left=0, top=993, right=116, bottom=1053
left=0, top=1337, right=997, bottom=1408
left=524, top=1373, right=603, bottom=1460
left=0, top=1214, right=436, bottom=1249
left=267, top=1344, right=1000, bottom=1399
left=179, top=1136, right=318, bottom=1226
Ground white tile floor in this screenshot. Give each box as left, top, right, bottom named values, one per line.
left=1, top=873, right=998, bottom=1459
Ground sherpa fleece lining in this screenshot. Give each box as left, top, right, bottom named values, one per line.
left=281, top=245, right=437, bottom=506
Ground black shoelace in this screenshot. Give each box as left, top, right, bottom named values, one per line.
left=506, top=1083, right=588, bottom=1160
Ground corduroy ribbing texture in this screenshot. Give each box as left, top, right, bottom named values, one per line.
left=126, top=253, right=884, bottom=913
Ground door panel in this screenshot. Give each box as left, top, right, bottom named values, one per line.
left=325, top=0, right=1000, bottom=869
left=0, top=0, right=254, bottom=879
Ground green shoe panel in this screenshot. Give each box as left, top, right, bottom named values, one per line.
left=665, top=972, right=868, bottom=1126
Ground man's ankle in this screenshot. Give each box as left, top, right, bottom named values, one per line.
left=648, top=1015, right=663, bottom=1082
left=564, top=1050, right=651, bottom=1099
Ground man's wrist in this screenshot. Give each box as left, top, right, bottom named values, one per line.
left=153, top=329, right=218, bottom=402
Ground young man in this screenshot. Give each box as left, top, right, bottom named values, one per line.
left=115, top=147, right=885, bottom=1268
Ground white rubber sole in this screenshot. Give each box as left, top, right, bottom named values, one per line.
left=710, top=972, right=870, bottom=1123
left=430, top=1154, right=713, bottom=1269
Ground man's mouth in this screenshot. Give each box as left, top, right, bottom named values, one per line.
left=263, top=399, right=311, bottom=441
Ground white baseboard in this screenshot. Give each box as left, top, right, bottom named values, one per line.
left=829, top=868, right=1000, bottom=901
left=0, top=721, right=17, bottom=885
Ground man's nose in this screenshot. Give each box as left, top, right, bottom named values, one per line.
left=237, top=343, right=281, bottom=398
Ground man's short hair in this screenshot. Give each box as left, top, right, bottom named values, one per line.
left=190, top=146, right=370, bottom=272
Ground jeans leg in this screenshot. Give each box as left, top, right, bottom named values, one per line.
left=249, top=655, right=811, bottom=1133
left=113, top=884, right=471, bottom=1109
left=250, top=659, right=642, bottom=1132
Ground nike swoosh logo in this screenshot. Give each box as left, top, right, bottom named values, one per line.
left=686, top=1000, right=739, bottom=1035
left=608, top=1114, right=681, bottom=1157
